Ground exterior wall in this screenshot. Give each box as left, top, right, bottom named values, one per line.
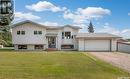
left=78, top=39, right=85, bottom=51
left=28, top=45, right=34, bottom=50
left=61, top=27, right=79, bottom=50
left=14, top=45, right=18, bottom=50
left=46, top=29, right=59, bottom=34
left=12, top=24, right=79, bottom=50
left=117, top=42, right=130, bottom=53
left=14, top=44, right=46, bottom=50
left=78, top=38, right=118, bottom=52
left=12, top=23, right=46, bottom=45
left=12, top=22, right=119, bottom=51
left=57, top=30, right=62, bottom=50
left=111, top=39, right=117, bottom=51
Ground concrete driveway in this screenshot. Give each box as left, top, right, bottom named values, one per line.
left=89, top=52, right=130, bottom=73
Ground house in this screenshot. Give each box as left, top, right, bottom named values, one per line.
left=12, top=20, right=121, bottom=51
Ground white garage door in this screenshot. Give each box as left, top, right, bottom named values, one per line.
left=85, top=40, right=110, bottom=51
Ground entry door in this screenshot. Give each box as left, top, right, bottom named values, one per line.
left=48, top=37, right=56, bottom=48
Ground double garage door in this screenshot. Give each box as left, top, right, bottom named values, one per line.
left=85, top=40, right=111, bottom=51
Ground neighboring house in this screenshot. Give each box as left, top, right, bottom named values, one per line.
left=12, top=20, right=121, bottom=51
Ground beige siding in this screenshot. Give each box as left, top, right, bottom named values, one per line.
left=78, top=39, right=85, bottom=51
left=61, top=27, right=79, bottom=50
left=28, top=45, right=34, bottom=50
left=111, top=39, right=117, bottom=51
left=12, top=23, right=46, bottom=45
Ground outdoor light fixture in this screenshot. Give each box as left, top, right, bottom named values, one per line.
left=0, top=0, right=14, bottom=26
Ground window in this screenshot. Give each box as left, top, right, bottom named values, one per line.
left=35, top=45, right=43, bottom=49
left=34, top=31, right=42, bottom=35
left=65, top=32, right=71, bottom=39
left=21, top=31, right=25, bottom=35
left=62, top=32, right=64, bottom=39
left=17, top=31, right=25, bottom=35
left=61, top=45, right=74, bottom=49
left=18, top=45, right=27, bottom=49
left=17, top=31, right=20, bottom=35
left=72, top=35, right=73, bottom=39
left=62, top=32, right=71, bottom=39
left=38, top=31, right=42, bottom=35
left=34, top=31, right=37, bottom=35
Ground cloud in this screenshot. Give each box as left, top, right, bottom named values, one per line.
left=26, top=1, right=66, bottom=12
left=15, top=12, right=41, bottom=21
left=128, top=13, right=130, bottom=16
left=63, top=7, right=111, bottom=24
left=97, top=24, right=130, bottom=38
left=39, top=21, right=59, bottom=26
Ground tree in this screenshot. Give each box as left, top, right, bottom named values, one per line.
left=0, top=25, right=12, bottom=47
left=88, top=21, right=94, bottom=33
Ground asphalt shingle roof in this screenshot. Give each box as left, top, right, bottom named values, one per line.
left=76, top=33, right=121, bottom=38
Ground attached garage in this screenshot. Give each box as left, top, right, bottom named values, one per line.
left=84, top=40, right=110, bottom=51
left=76, top=33, right=121, bottom=52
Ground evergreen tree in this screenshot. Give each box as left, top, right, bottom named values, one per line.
left=0, top=25, right=12, bottom=46
left=88, top=21, right=94, bottom=33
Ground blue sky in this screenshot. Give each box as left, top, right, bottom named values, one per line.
left=14, top=0, right=130, bottom=38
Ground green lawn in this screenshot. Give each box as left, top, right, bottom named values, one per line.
left=0, top=50, right=129, bottom=79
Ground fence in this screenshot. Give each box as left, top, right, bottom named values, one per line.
left=117, top=42, right=130, bottom=53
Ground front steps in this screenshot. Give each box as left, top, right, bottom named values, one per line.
left=46, top=48, right=58, bottom=51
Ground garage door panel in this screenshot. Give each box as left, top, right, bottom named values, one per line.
left=85, top=40, right=110, bottom=51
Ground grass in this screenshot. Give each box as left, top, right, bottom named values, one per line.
left=0, top=50, right=129, bottom=79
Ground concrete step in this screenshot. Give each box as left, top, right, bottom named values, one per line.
left=46, top=48, right=58, bottom=51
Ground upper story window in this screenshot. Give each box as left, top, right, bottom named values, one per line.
left=21, top=31, right=25, bottom=35
left=62, top=32, right=76, bottom=39
left=17, top=31, right=25, bottom=35
left=17, top=31, right=20, bottom=35
left=62, top=32, right=72, bottom=39
left=62, top=32, right=64, bottom=39
left=34, top=31, right=42, bottom=35
left=65, top=32, right=71, bottom=39
left=34, top=31, right=37, bottom=35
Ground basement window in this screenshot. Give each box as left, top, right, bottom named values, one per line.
left=17, top=31, right=20, bottom=35
left=61, top=45, right=74, bottom=49
left=18, top=45, right=27, bottom=49
left=35, top=45, right=43, bottom=49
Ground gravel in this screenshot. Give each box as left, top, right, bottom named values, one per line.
left=89, top=52, right=130, bottom=73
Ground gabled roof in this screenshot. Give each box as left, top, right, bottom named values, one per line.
left=76, top=33, right=121, bottom=38
left=62, top=25, right=82, bottom=29
left=12, top=20, right=81, bottom=29
left=12, top=20, right=47, bottom=28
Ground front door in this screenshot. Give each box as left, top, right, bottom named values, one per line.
left=48, top=37, right=56, bottom=48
